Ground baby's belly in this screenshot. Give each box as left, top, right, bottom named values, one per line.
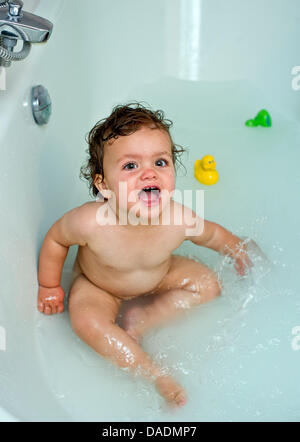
left=97, top=269, right=167, bottom=299
left=75, top=255, right=171, bottom=299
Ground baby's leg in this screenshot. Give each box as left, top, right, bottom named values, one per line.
left=123, top=255, right=221, bottom=341
left=68, top=274, right=187, bottom=407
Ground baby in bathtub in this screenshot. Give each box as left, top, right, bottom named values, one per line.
left=37, top=103, right=252, bottom=408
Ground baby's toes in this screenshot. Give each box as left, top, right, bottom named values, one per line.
left=165, top=385, right=187, bottom=408
left=173, top=389, right=187, bottom=408
left=155, top=375, right=187, bottom=408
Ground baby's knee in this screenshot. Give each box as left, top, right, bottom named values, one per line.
left=205, top=276, right=222, bottom=301
left=185, top=272, right=221, bottom=303
left=70, top=308, right=110, bottom=342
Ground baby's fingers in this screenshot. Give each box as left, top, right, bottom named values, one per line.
left=234, top=261, right=245, bottom=276
left=38, top=302, right=64, bottom=315
left=235, top=255, right=253, bottom=276
left=44, top=304, right=53, bottom=315
left=38, top=300, right=44, bottom=313
left=38, top=302, right=54, bottom=315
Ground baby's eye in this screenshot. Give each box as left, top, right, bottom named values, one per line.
left=155, top=158, right=168, bottom=167
left=123, top=162, right=137, bottom=170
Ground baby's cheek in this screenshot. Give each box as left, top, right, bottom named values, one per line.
left=166, top=169, right=176, bottom=187
left=113, top=178, right=131, bottom=200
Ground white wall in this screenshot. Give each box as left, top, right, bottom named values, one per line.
left=166, top=0, right=300, bottom=120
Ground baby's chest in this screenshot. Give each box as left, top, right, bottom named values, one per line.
left=90, top=228, right=183, bottom=270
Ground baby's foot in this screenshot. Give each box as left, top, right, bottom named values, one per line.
left=155, top=375, right=187, bottom=408
left=122, top=305, right=147, bottom=343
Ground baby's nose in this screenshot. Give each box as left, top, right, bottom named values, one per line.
left=140, top=167, right=157, bottom=180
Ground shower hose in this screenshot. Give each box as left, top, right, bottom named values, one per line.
left=0, top=1, right=31, bottom=61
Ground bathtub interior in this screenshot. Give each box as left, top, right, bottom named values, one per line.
left=0, top=0, right=300, bottom=422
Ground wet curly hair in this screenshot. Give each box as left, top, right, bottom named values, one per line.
left=80, top=102, right=187, bottom=197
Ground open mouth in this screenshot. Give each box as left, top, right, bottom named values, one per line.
left=138, top=186, right=161, bottom=206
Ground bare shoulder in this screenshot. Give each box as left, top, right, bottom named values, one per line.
left=62, top=201, right=99, bottom=225
left=170, top=201, right=204, bottom=240
left=52, top=201, right=101, bottom=246
left=72, top=201, right=100, bottom=219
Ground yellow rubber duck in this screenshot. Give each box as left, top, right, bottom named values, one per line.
left=194, top=155, right=219, bottom=185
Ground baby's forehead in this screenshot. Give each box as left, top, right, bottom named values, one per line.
left=104, top=127, right=172, bottom=156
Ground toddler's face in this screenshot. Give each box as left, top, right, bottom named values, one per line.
left=95, top=126, right=176, bottom=221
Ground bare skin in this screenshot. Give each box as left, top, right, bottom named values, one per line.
left=38, top=127, right=252, bottom=408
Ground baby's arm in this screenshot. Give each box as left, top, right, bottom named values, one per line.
left=38, top=204, right=91, bottom=314
left=186, top=216, right=252, bottom=275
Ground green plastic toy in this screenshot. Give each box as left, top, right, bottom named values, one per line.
left=245, top=109, right=272, bottom=127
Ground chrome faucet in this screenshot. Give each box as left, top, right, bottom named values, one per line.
left=0, top=0, right=53, bottom=67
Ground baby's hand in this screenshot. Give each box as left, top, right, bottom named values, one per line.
left=38, top=285, right=65, bottom=315
left=234, top=252, right=253, bottom=276
left=233, top=242, right=253, bottom=276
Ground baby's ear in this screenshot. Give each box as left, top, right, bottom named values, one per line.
left=94, top=174, right=112, bottom=200
left=94, top=174, right=105, bottom=191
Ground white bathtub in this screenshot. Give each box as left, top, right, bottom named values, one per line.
left=0, top=0, right=299, bottom=422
